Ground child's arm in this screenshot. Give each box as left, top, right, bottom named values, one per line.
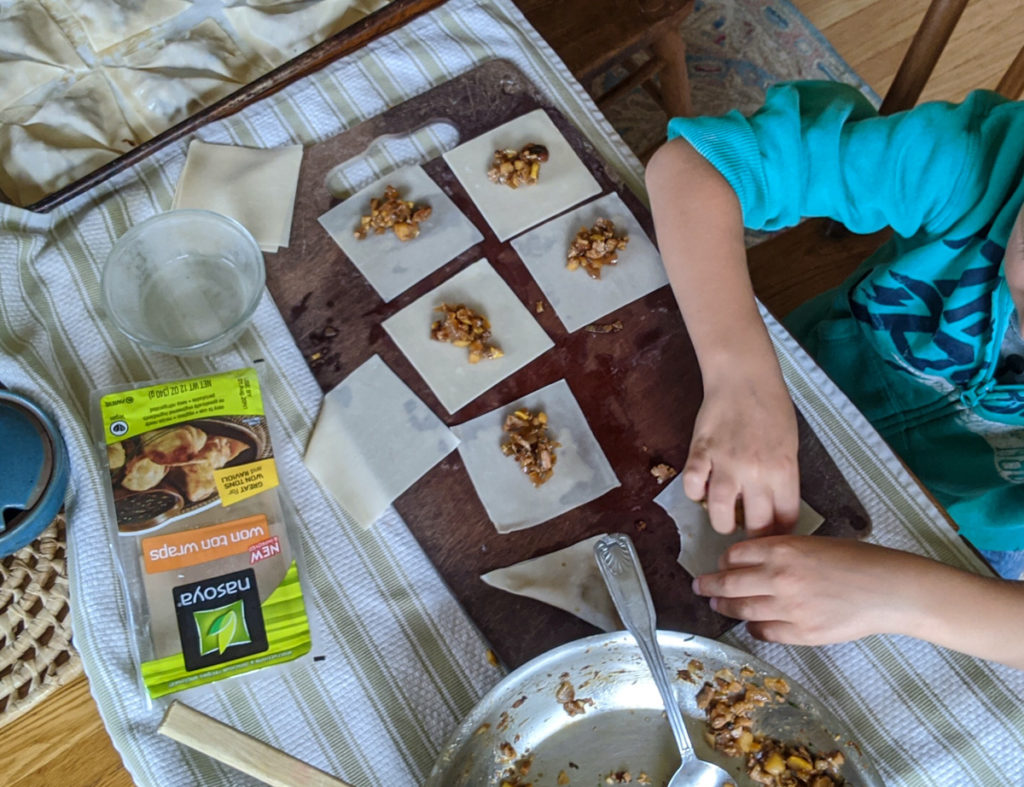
left=693, top=535, right=1024, bottom=670
left=645, top=137, right=801, bottom=534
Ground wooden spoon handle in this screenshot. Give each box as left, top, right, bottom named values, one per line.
left=158, top=700, right=354, bottom=787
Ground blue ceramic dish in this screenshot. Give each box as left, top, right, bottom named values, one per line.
left=0, top=390, right=69, bottom=557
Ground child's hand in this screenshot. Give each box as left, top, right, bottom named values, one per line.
left=682, top=361, right=800, bottom=534
left=1007, top=203, right=1024, bottom=336
left=692, top=536, right=917, bottom=645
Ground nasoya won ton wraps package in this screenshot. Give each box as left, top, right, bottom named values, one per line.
left=95, top=367, right=311, bottom=699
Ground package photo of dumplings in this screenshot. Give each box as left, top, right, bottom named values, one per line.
left=94, top=367, right=312, bottom=700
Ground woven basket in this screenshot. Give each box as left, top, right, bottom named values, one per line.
left=0, top=513, right=81, bottom=728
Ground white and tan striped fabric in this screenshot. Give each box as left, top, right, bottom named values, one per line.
left=0, top=0, right=1021, bottom=784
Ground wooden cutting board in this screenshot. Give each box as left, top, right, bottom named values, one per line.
left=264, top=59, right=870, bottom=669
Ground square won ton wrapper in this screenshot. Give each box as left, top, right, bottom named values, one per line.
left=382, top=258, right=553, bottom=414
left=318, top=163, right=483, bottom=302
left=511, top=191, right=669, bottom=333
left=451, top=378, right=619, bottom=533
left=655, top=474, right=824, bottom=578
left=304, top=354, right=459, bottom=528
left=442, top=108, right=601, bottom=241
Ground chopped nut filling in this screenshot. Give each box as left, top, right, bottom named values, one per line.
left=498, top=750, right=535, bottom=787
left=567, top=218, right=629, bottom=279
left=487, top=143, right=549, bottom=188
left=650, top=463, right=677, bottom=484
left=430, top=303, right=504, bottom=363
left=583, top=320, right=624, bottom=334
left=353, top=185, right=432, bottom=241
left=502, top=409, right=560, bottom=486
left=697, top=669, right=845, bottom=786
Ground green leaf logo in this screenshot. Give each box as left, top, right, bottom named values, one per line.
left=194, top=601, right=251, bottom=656
left=207, top=610, right=237, bottom=654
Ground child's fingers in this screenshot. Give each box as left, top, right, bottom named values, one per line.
left=739, top=483, right=774, bottom=532
left=705, top=477, right=740, bottom=533
left=693, top=563, right=767, bottom=599
left=709, top=593, right=777, bottom=622
left=745, top=619, right=809, bottom=645
left=681, top=448, right=711, bottom=502
left=771, top=482, right=801, bottom=531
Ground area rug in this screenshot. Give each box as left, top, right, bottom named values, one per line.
left=598, top=0, right=879, bottom=159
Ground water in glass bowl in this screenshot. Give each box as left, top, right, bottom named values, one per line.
left=138, top=253, right=251, bottom=348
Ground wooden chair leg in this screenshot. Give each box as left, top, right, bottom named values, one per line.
left=879, top=0, right=969, bottom=115
left=995, top=44, right=1024, bottom=100
left=596, top=57, right=665, bottom=111
left=650, top=27, right=693, bottom=118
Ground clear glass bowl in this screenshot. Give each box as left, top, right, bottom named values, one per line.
left=101, top=209, right=265, bottom=357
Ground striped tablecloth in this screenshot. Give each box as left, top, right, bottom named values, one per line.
left=1, top=0, right=1021, bottom=783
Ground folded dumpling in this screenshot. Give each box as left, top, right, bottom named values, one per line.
left=480, top=533, right=622, bottom=633
left=170, top=435, right=247, bottom=503
left=121, top=455, right=168, bottom=491
left=107, top=441, right=126, bottom=472
left=141, top=425, right=207, bottom=464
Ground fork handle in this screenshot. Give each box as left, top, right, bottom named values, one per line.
left=595, top=533, right=695, bottom=760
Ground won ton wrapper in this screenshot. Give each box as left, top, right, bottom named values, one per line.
left=318, top=164, right=483, bottom=302
left=382, top=258, right=554, bottom=414
left=53, top=0, right=190, bottom=53
left=654, top=474, right=824, bottom=578
left=0, top=71, right=139, bottom=205
left=510, top=192, right=669, bottom=333
left=304, top=355, right=459, bottom=528
left=442, top=108, right=601, bottom=241
left=481, top=533, right=622, bottom=632
left=451, top=379, right=619, bottom=533
left=173, top=140, right=303, bottom=253
left=224, top=0, right=388, bottom=65
left=0, top=0, right=86, bottom=112
left=105, top=20, right=271, bottom=139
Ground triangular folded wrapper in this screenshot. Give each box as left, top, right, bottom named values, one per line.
left=480, top=533, right=622, bottom=632
left=654, top=475, right=825, bottom=578
left=172, top=140, right=303, bottom=252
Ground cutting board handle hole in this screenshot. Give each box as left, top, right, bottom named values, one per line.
left=323, top=121, right=460, bottom=199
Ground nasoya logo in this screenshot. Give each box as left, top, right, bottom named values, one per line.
left=194, top=600, right=252, bottom=656
left=173, top=568, right=267, bottom=672
left=177, top=577, right=252, bottom=608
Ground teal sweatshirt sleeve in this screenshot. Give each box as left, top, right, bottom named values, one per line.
left=666, top=81, right=1016, bottom=237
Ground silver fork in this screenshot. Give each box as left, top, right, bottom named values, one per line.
left=595, top=533, right=736, bottom=787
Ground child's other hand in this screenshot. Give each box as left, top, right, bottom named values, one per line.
left=682, top=365, right=800, bottom=535
left=1007, top=203, right=1024, bottom=336
left=692, top=536, right=913, bottom=645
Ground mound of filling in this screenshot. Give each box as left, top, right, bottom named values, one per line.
left=567, top=218, right=629, bottom=279
left=487, top=143, right=549, bottom=188
left=353, top=185, right=431, bottom=241
left=501, top=408, right=559, bottom=486
left=697, top=667, right=846, bottom=786
left=430, top=303, right=504, bottom=363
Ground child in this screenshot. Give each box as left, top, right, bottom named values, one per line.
left=645, top=81, right=1024, bottom=669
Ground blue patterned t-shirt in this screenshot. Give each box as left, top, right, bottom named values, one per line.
left=667, top=82, right=1024, bottom=550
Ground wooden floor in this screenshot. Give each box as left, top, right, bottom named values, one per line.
left=5, top=1, right=1019, bottom=785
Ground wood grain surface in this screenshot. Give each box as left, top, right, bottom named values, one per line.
left=265, top=60, right=870, bottom=669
